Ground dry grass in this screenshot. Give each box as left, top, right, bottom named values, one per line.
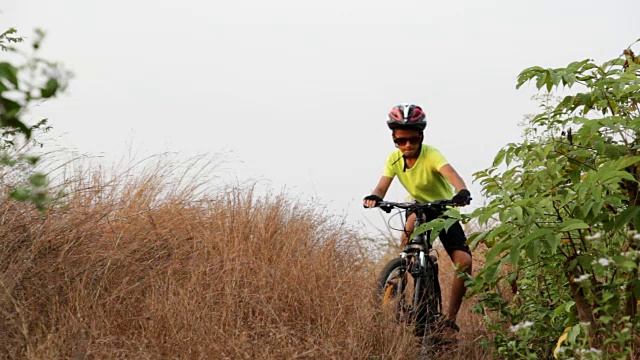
left=431, top=242, right=492, bottom=359
left=0, top=156, right=497, bottom=359
left=0, top=158, right=426, bottom=359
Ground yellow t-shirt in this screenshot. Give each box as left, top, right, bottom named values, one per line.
left=383, top=144, right=453, bottom=202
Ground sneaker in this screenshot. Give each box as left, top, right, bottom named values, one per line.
left=436, top=319, right=459, bottom=345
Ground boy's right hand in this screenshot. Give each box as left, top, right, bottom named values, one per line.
left=363, top=194, right=383, bottom=208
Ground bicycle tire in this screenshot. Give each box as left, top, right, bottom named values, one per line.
left=378, top=256, right=442, bottom=338
left=378, top=257, right=408, bottom=320
left=422, top=257, right=443, bottom=333
left=378, top=257, right=428, bottom=336
left=413, top=272, right=429, bottom=337
left=430, top=258, right=443, bottom=323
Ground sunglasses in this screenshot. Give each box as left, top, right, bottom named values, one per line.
left=393, top=136, right=421, bottom=145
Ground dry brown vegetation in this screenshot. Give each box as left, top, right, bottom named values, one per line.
left=0, top=158, right=491, bottom=359
left=432, top=242, right=491, bottom=359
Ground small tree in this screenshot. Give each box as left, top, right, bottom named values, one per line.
left=469, top=40, right=640, bottom=358
left=0, top=27, right=70, bottom=209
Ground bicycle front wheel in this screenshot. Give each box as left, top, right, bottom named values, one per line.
left=415, top=258, right=442, bottom=337
left=377, top=257, right=410, bottom=323
left=378, top=256, right=441, bottom=338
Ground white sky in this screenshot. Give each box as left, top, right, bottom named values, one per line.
left=3, top=0, right=640, bottom=237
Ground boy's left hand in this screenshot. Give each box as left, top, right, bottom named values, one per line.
left=451, top=189, right=471, bottom=205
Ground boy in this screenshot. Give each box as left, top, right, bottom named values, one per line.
left=363, top=103, right=472, bottom=339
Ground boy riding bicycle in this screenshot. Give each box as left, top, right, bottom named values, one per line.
left=363, top=103, right=472, bottom=340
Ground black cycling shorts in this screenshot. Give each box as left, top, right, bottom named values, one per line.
left=406, top=207, right=471, bottom=256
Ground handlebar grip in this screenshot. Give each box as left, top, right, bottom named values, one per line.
left=363, top=194, right=384, bottom=209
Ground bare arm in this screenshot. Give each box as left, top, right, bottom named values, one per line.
left=364, top=176, right=393, bottom=208
left=439, top=164, right=467, bottom=193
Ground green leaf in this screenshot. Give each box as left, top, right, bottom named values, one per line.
left=546, top=69, right=557, bottom=92
left=565, top=301, right=575, bottom=312
left=580, top=200, right=594, bottom=218
left=546, top=232, right=561, bottom=253
left=29, top=173, right=47, bottom=187
left=581, top=62, right=598, bottom=71
left=612, top=256, right=637, bottom=270
left=549, top=69, right=560, bottom=86
left=486, top=241, right=511, bottom=263
left=40, top=78, right=59, bottom=98
left=567, top=324, right=581, bottom=343
left=9, top=187, right=30, bottom=201
left=536, top=71, right=548, bottom=90
left=612, top=156, right=640, bottom=171
left=25, top=155, right=40, bottom=165
left=414, top=218, right=446, bottom=242
left=559, top=219, right=590, bottom=232
left=525, top=241, right=540, bottom=261
left=1, top=114, right=32, bottom=139
left=509, top=242, right=521, bottom=265
left=0, top=97, right=21, bottom=116
left=493, top=148, right=506, bottom=167
left=443, top=217, right=459, bottom=231
left=516, top=66, right=544, bottom=89
left=600, top=170, right=636, bottom=184
left=520, top=228, right=549, bottom=246
left=0, top=62, right=18, bottom=87
left=600, top=316, right=613, bottom=324
left=613, top=206, right=640, bottom=230
left=568, top=59, right=590, bottom=71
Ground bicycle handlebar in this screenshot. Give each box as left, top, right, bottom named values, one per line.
left=372, top=199, right=456, bottom=213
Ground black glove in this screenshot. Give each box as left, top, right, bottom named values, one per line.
left=363, top=194, right=383, bottom=209
left=363, top=194, right=383, bottom=202
left=451, top=189, right=472, bottom=205
left=363, top=194, right=392, bottom=213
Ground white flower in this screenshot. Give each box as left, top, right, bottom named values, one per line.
left=509, top=321, right=534, bottom=332
left=634, top=233, right=640, bottom=240
left=577, top=348, right=602, bottom=354
left=598, top=258, right=611, bottom=266
left=585, top=232, right=601, bottom=240
left=574, top=274, right=591, bottom=283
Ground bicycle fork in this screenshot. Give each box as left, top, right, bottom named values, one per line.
left=412, top=251, right=427, bottom=308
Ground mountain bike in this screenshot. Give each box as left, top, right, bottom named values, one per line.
left=373, top=200, right=455, bottom=342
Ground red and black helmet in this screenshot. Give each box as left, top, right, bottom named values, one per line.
left=387, top=104, right=427, bottom=130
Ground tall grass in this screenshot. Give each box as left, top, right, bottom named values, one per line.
left=1, top=158, right=425, bottom=359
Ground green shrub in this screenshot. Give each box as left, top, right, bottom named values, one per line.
left=469, top=41, right=640, bottom=358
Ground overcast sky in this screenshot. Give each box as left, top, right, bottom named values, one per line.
left=4, top=0, right=640, bottom=237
